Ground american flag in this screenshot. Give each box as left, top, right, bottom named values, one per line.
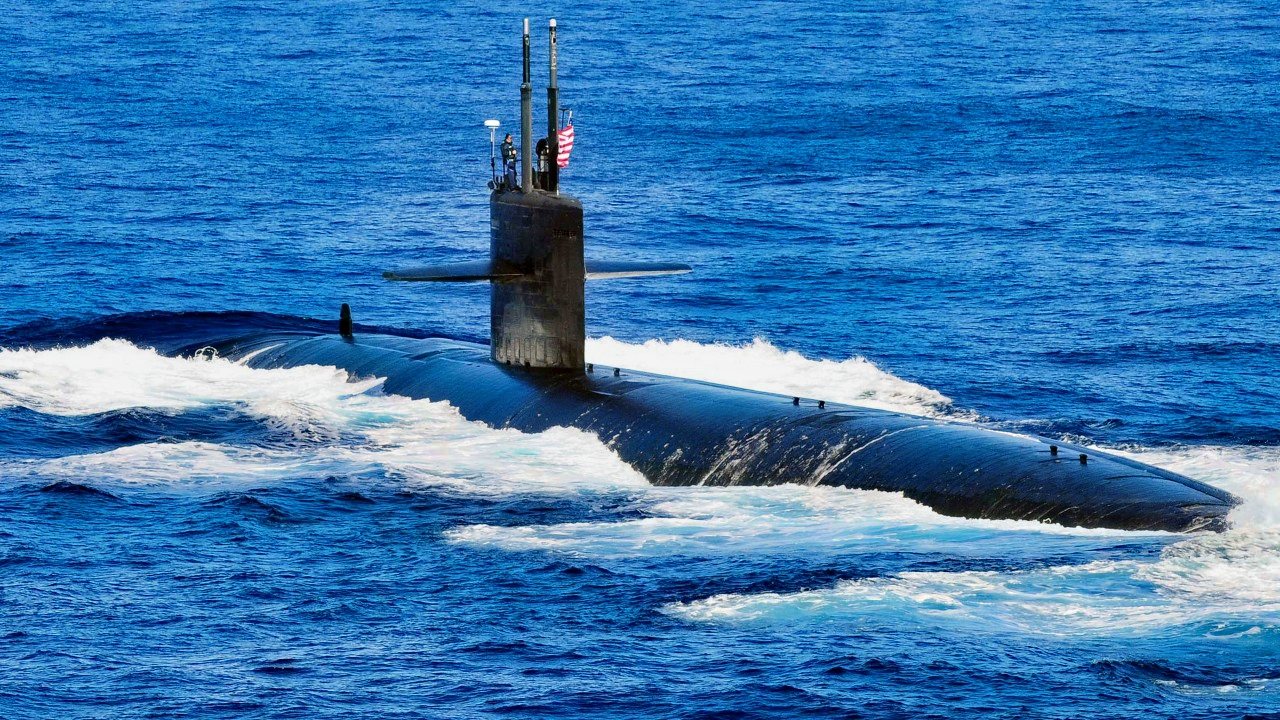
left=556, top=124, right=574, bottom=168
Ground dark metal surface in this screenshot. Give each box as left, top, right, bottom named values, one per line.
left=520, top=18, right=533, bottom=193
left=382, top=260, right=521, bottom=282
left=338, top=303, right=353, bottom=337
left=546, top=18, right=559, bottom=195
left=489, top=191, right=585, bottom=368
left=188, top=330, right=1239, bottom=533
left=585, top=261, right=692, bottom=279
left=384, top=259, right=690, bottom=282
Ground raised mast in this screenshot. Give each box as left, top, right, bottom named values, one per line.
left=383, top=19, right=688, bottom=370
left=546, top=18, right=559, bottom=195
left=520, top=18, right=532, bottom=193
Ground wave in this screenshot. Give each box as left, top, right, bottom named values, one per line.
left=0, top=340, right=645, bottom=494
left=443, top=483, right=1159, bottom=558
left=663, top=524, right=1280, bottom=636
left=12, top=424, right=645, bottom=495
left=585, top=336, right=955, bottom=417
left=652, top=446, right=1280, bottom=635
left=0, top=338, right=373, bottom=434
left=38, top=480, right=121, bottom=501
left=3, top=337, right=1277, bottom=637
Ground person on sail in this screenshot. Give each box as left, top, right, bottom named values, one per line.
left=500, top=133, right=517, bottom=188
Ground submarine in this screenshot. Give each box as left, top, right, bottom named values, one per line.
left=75, top=19, right=1238, bottom=532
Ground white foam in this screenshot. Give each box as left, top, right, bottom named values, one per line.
left=665, top=532, right=1280, bottom=635
left=0, top=341, right=646, bottom=494
left=585, top=336, right=955, bottom=416
left=1113, top=445, right=1280, bottom=529
left=444, top=483, right=1155, bottom=557
left=20, top=422, right=647, bottom=496
left=0, top=339, right=380, bottom=441
left=6, top=339, right=1279, bottom=637
left=665, top=445, right=1280, bottom=634
left=21, top=441, right=313, bottom=490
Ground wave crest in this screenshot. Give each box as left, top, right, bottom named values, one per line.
left=586, top=336, right=955, bottom=416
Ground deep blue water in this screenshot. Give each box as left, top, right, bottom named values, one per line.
left=4, top=1, right=1280, bottom=718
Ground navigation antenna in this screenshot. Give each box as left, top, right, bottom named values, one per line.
left=484, top=118, right=501, bottom=189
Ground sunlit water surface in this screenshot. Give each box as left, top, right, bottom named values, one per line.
left=3, top=1, right=1280, bottom=718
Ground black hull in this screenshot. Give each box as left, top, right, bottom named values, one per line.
left=170, top=328, right=1237, bottom=533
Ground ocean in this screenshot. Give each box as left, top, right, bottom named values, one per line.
left=2, top=1, right=1280, bottom=717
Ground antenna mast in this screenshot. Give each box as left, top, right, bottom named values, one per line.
left=520, top=18, right=532, bottom=192
left=547, top=18, right=559, bottom=195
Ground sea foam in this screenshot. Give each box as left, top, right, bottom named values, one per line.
left=4, top=337, right=1277, bottom=636
left=586, top=336, right=955, bottom=417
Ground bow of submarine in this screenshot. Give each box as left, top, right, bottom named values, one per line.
left=188, top=330, right=1239, bottom=533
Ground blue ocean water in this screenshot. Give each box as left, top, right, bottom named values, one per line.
left=3, top=1, right=1280, bottom=718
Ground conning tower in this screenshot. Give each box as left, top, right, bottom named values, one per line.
left=385, top=19, right=689, bottom=370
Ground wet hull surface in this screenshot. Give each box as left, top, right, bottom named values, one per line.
left=167, top=327, right=1236, bottom=533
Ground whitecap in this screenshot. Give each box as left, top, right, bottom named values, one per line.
left=585, top=336, right=957, bottom=416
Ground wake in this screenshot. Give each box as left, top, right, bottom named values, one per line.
left=2, top=336, right=1278, bottom=636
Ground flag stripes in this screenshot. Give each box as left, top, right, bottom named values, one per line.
left=557, top=124, right=574, bottom=168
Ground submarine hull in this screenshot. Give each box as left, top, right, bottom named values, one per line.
left=179, top=328, right=1236, bottom=533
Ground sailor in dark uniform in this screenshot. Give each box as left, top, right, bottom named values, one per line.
left=500, top=133, right=517, bottom=188
left=535, top=137, right=549, bottom=189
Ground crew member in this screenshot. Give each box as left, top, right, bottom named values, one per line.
left=535, top=137, right=549, bottom=189
left=500, top=133, right=518, bottom=188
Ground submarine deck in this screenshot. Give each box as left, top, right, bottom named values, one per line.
left=179, top=329, right=1238, bottom=533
